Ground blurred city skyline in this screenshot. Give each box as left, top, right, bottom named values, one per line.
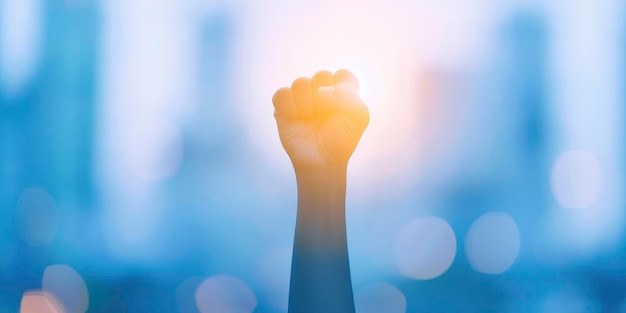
left=1, top=0, right=625, bottom=312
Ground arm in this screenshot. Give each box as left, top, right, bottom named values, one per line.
left=272, top=69, right=369, bottom=313
left=289, top=166, right=354, bottom=313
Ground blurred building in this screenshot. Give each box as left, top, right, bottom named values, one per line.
left=163, top=11, right=241, bottom=269
left=498, top=10, right=550, bottom=263
left=0, top=0, right=100, bottom=310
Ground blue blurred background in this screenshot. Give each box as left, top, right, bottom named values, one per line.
left=1, top=0, right=625, bottom=312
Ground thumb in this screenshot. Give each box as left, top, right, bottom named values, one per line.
left=318, top=82, right=363, bottom=112
left=318, top=82, right=359, bottom=98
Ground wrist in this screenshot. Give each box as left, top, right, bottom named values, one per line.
left=293, top=164, right=348, bottom=251
left=294, top=164, right=347, bottom=184
left=295, top=165, right=347, bottom=210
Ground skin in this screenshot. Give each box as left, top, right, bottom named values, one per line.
left=272, top=69, right=369, bottom=313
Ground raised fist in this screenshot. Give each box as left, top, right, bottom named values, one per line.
left=272, top=69, right=370, bottom=170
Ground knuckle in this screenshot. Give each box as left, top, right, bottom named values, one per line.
left=272, top=87, right=290, bottom=105
left=314, top=70, right=333, bottom=79
left=335, top=68, right=352, bottom=76
left=291, top=77, right=310, bottom=89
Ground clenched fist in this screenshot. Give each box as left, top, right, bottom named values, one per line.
left=272, top=69, right=370, bottom=170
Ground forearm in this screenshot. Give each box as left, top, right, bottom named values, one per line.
left=288, top=165, right=355, bottom=313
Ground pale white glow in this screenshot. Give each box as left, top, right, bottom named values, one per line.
left=393, top=217, right=457, bottom=280
left=465, top=212, right=520, bottom=274
left=125, top=117, right=183, bottom=183
left=0, top=0, right=42, bottom=96
left=97, top=0, right=192, bottom=198
left=195, top=275, right=257, bottom=313
left=98, top=0, right=193, bottom=259
left=15, top=188, right=58, bottom=247
left=551, top=150, right=602, bottom=209
left=42, top=265, right=89, bottom=313
left=20, top=291, right=64, bottom=313
left=255, top=247, right=292, bottom=311
left=355, top=282, right=406, bottom=313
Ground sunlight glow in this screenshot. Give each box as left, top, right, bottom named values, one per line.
left=240, top=1, right=423, bottom=199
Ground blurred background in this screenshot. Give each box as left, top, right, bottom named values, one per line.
left=1, top=0, right=625, bottom=312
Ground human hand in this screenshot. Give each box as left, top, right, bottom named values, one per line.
left=272, top=69, right=370, bottom=171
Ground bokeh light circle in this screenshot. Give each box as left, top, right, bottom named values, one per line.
left=550, top=150, right=602, bottom=209
left=20, top=291, right=64, bottom=313
left=15, top=188, right=58, bottom=247
left=195, top=274, right=257, bottom=313
left=465, top=212, right=520, bottom=274
left=42, top=264, right=89, bottom=313
left=393, top=217, right=457, bottom=280
left=355, top=282, right=406, bottom=313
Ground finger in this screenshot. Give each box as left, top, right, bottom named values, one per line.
left=312, top=70, right=334, bottom=114
left=334, top=69, right=360, bottom=90
left=291, top=77, right=313, bottom=119
left=272, top=87, right=297, bottom=120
